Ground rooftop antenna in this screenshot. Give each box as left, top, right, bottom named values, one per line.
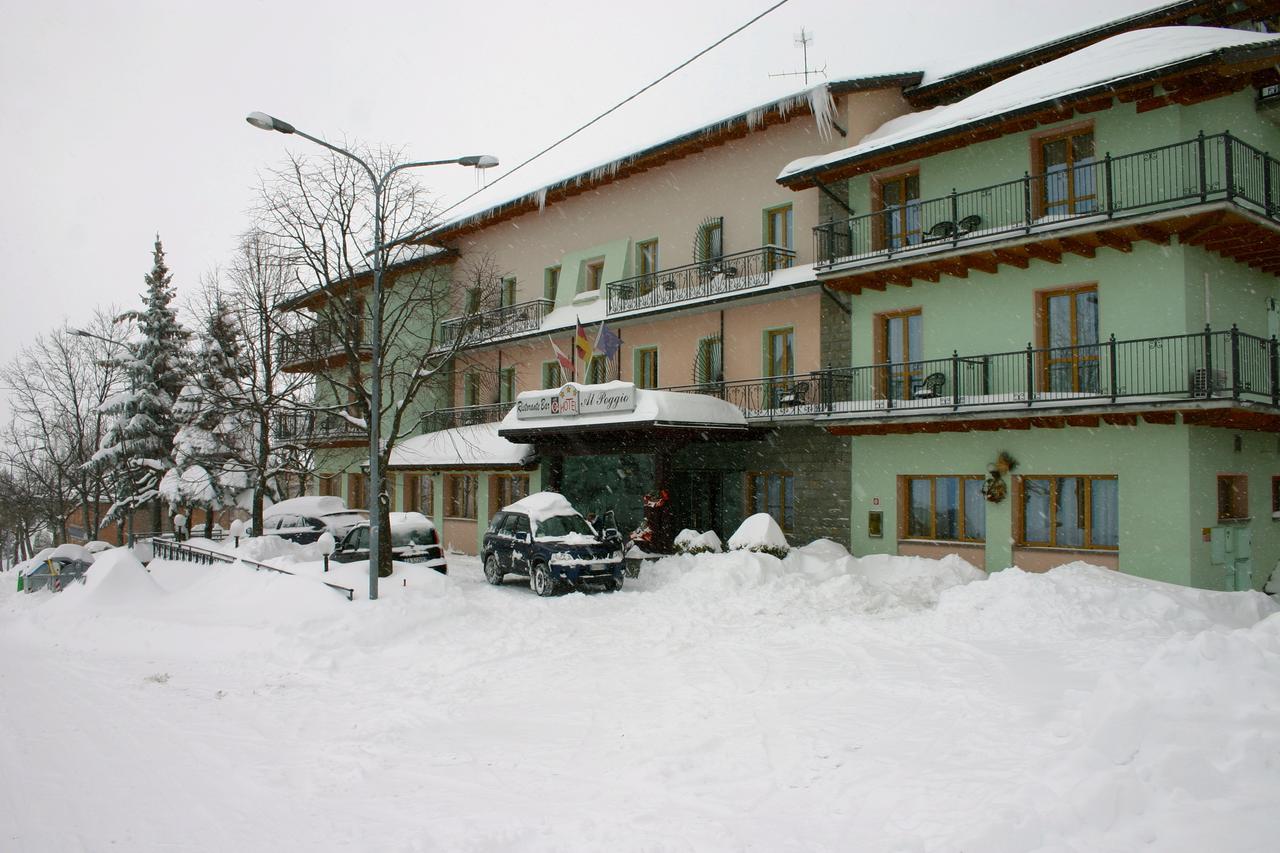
left=769, top=27, right=826, bottom=84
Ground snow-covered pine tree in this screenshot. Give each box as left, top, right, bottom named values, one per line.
left=93, top=236, right=191, bottom=532
left=161, top=295, right=250, bottom=536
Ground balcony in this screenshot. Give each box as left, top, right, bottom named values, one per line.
left=813, top=132, right=1280, bottom=290
left=439, top=299, right=554, bottom=348
left=277, top=326, right=370, bottom=373
left=419, top=402, right=510, bottom=433
left=273, top=410, right=367, bottom=447
left=605, top=245, right=796, bottom=314
left=663, top=328, right=1279, bottom=430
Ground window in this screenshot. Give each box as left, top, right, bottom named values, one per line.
left=695, top=336, right=723, bottom=385
left=636, top=239, right=659, bottom=277
left=875, top=171, right=920, bottom=249
left=1218, top=474, right=1249, bottom=521
left=404, top=474, right=434, bottom=515
left=765, top=327, right=794, bottom=378
left=544, top=266, right=560, bottom=301
left=697, top=218, right=724, bottom=262
left=466, top=287, right=482, bottom=314
left=764, top=204, right=793, bottom=250
left=586, top=354, right=608, bottom=384
left=1018, top=475, right=1118, bottom=549
left=490, top=473, right=530, bottom=516
left=634, top=347, right=659, bottom=389
left=583, top=258, right=605, bottom=292
left=1037, top=285, right=1099, bottom=394
left=463, top=372, right=482, bottom=407
left=317, top=474, right=339, bottom=497
left=748, top=472, right=795, bottom=533
left=542, top=360, right=561, bottom=389
left=446, top=474, right=478, bottom=519
left=498, top=368, right=516, bottom=404
left=901, top=476, right=986, bottom=543
left=876, top=308, right=923, bottom=400
left=1036, top=127, right=1097, bottom=216
left=348, top=473, right=367, bottom=511
left=500, top=277, right=517, bottom=308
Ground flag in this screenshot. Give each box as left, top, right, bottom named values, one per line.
left=550, top=336, right=574, bottom=383
left=594, top=320, right=621, bottom=360
left=574, top=317, right=595, bottom=365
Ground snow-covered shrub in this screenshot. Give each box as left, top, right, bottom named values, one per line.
left=674, top=529, right=723, bottom=555
left=727, top=513, right=789, bottom=559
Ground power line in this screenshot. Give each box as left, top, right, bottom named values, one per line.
left=401, top=0, right=793, bottom=245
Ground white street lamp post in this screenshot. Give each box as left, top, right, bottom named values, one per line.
left=246, top=111, right=496, bottom=600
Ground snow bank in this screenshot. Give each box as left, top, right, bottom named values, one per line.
left=727, top=513, right=789, bottom=554
left=68, top=548, right=163, bottom=606
left=674, top=529, right=722, bottom=554
left=163, top=561, right=348, bottom=627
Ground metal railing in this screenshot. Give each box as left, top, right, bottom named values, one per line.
left=814, top=132, right=1278, bottom=267
left=277, top=325, right=368, bottom=369
left=420, top=402, right=511, bottom=433
left=150, top=536, right=354, bottom=600
left=664, top=327, right=1279, bottom=421
left=439, top=298, right=555, bottom=348
left=274, top=410, right=367, bottom=444
left=605, top=245, right=797, bottom=314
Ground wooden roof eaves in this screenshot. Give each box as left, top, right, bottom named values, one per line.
left=903, top=1, right=1280, bottom=108
left=779, top=42, right=1280, bottom=190
left=275, top=248, right=459, bottom=313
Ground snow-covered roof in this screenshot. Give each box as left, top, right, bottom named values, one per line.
left=499, top=381, right=747, bottom=437
left=426, top=74, right=920, bottom=240
left=501, top=491, right=579, bottom=523
left=389, top=421, right=534, bottom=469
left=780, top=27, right=1280, bottom=183
left=265, top=496, right=354, bottom=518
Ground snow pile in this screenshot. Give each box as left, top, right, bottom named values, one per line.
left=49, top=543, right=95, bottom=564
left=674, top=529, right=722, bottom=554
left=67, top=548, right=164, bottom=606
left=162, top=560, right=349, bottom=628
left=727, top=513, right=789, bottom=557
left=502, top=490, right=577, bottom=522
left=228, top=535, right=323, bottom=564
left=264, top=495, right=351, bottom=518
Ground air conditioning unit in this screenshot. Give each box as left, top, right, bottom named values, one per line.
left=1190, top=367, right=1229, bottom=397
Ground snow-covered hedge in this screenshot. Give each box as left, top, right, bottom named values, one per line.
left=673, top=529, right=723, bottom=555
left=727, top=513, right=789, bottom=559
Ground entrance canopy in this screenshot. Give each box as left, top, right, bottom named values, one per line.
left=390, top=422, right=534, bottom=470
left=497, top=381, right=748, bottom=447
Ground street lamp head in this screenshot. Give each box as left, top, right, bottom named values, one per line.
left=68, top=329, right=91, bottom=338
left=458, top=154, right=499, bottom=169
left=245, top=111, right=296, bottom=135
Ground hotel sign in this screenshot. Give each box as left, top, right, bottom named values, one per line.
left=516, top=383, right=637, bottom=420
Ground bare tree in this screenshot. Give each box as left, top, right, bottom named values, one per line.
left=182, top=232, right=314, bottom=535
left=255, top=146, right=499, bottom=578
left=2, top=309, right=128, bottom=544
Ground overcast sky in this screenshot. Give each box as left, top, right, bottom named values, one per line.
left=0, top=0, right=1166, bottom=412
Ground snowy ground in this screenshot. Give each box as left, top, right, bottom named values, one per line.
left=1, top=540, right=1277, bottom=853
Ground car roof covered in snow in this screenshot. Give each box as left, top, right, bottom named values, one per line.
left=265, top=496, right=354, bottom=519
left=501, top=491, right=581, bottom=523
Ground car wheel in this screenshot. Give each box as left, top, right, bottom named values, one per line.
left=484, top=554, right=504, bottom=586
left=531, top=562, right=556, bottom=597
left=606, top=574, right=624, bottom=592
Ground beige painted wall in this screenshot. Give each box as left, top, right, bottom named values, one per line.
left=452, top=88, right=909, bottom=307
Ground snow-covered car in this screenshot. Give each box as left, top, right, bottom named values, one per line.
left=332, top=512, right=447, bottom=574
left=482, top=492, right=624, bottom=596
left=83, top=540, right=115, bottom=554
left=18, top=543, right=95, bottom=593
left=262, top=496, right=369, bottom=544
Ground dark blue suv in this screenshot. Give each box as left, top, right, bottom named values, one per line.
left=481, top=492, right=625, bottom=596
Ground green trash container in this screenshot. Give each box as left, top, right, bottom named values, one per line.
left=16, top=573, right=23, bottom=592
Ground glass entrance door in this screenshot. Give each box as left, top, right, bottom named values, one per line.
left=880, top=310, right=922, bottom=400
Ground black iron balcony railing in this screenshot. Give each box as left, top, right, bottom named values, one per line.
left=665, top=327, right=1279, bottom=421
left=277, top=325, right=368, bottom=369
left=605, top=245, right=797, bottom=314
left=419, top=402, right=511, bottom=433
left=273, top=410, right=367, bottom=444
left=439, top=299, right=555, bottom=348
left=814, top=132, right=1280, bottom=267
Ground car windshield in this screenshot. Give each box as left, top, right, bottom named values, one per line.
left=535, top=513, right=595, bottom=539
left=392, top=524, right=437, bottom=547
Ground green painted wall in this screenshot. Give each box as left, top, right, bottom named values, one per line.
left=848, top=424, right=1200, bottom=584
